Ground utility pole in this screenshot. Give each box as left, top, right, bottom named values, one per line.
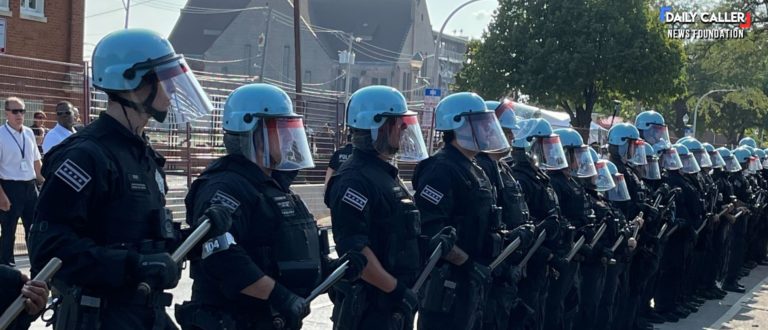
left=293, top=0, right=303, bottom=114
left=342, top=34, right=355, bottom=128
left=259, top=7, right=273, bottom=83
left=123, top=0, right=131, bottom=29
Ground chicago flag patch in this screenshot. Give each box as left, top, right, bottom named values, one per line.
left=420, top=185, right=444, bottom=205
left=342, top=188, right=368, bottom=211
left=210, top=190, right=240, bottom=212
left=55, top=159, right=91, bottom=192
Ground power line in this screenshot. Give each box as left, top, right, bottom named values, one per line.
left=85, top=0, right=154, bottom=18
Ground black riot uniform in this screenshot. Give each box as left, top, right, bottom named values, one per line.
left=545, top=170, right=587, bottom=330
left=594, top=197, right=632, bottom=330
left=414, top=144, right=498, bottom=330
left=326, top=149, right=421, bottom=330
left=711, top=168, right=735, bottom=294
left=654, top=169, right=703, bottom=318
left=328, top=143, right=353, bottom=172
left=176, top=154, right=323, bottom=329
left=29, top=112, right=179, bottom=330
left=507, top=149, right=562, bottom=330
left=476, top=152, right=533, bottom=330
left=578, top=188, right=613, bottom=330
left=724, top=171, right=752, bottom=289
left=610, top=158, right=658, bottom=330
left=691, top=171, right=718, bottom=297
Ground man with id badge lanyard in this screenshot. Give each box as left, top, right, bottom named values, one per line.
left=0, top=97, right=44, bottom=267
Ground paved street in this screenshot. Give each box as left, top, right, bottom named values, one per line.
left=11, top=255, right=768, bottom=329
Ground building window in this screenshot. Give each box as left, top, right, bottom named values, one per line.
left=380, top=78, right=388, bottom=86
left=371, top=78, right=379, bottom=85
left=0, top=0, right=9, bottom=12
left=304, top=70, right=312, bottom=83
left=21, top=0, right=44, bottom=17
left=282, top=45, right=291, bottom=83
left=351, top=77, right=360, bottom=92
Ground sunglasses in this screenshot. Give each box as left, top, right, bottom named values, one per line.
left=57, top=111, right=72, bottom=116
left=6, top=109, right=25, bottom=115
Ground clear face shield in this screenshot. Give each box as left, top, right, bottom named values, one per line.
left=762, top=157, right=768, bottom=168
left=723, top=155, right=742, bottom=173
left=247, top=117, right=315, bottom=171
left=692, top=150, right=712, bottom=168
left=643, top=124, right=671, bottom=151
left=625, top=139, right=648, bottom=166
left=660, top=148, right=683, bottom=170
left=607, top=173, right=631, bottom=201
left=372, top=115, right=428, bottom=162
left=708, top=151, right=726, bottom=169
left=454, top=112, right=510, bottom=153
left=680, top=154, right=701, bottom=174
left=747, top=156, right=761, bottom=174
left=593, top=160, right=616, bottom=192
left=570, top=146, right=598, bottom=178
left=532, top=135, right=568, bottom=170
left=637, top=156, right=662, bottom=180
left=152, top=59, right=214, bottom=123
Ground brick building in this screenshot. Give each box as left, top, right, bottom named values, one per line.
left=0, top=0, right=86, bottom=125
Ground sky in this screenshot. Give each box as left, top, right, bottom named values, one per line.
left=83, top=0, right=498, bottom=60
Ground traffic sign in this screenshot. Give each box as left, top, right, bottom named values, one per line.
left=425, top=88, right=442, bottom=97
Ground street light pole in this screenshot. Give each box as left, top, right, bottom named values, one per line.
left=692, top=88, right=738, bottom=138
left=431, top=0, right=484, bottom=92
left=123, top=0, right=131, bottom=29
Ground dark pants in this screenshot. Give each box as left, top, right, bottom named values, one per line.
left=576, top=261, right=605, bottom=330
left=655, top=232, right=686, bottom=313
left=512, top=257, right=549, bottom=330
left=0, top=180, right=37, bottom=266
left=594, top=260, right=627, bottom=330
left=622, top=248, right=659, bottom=329
left=725, top=217, right=748, bottom=285
left=543, top=262, right=579, bottom=330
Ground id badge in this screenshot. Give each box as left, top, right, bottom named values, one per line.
left=20, top=161, right=29, bottom=172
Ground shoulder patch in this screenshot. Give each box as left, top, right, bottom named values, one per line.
left=55, top=159, right=92, bottom=192
left=210, top=190, right=240, bottom=212
left=342, top=188, right=368, bottom=211
left=420, top=185, right=444, bottom=205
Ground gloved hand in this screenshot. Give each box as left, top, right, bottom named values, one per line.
left=549, top=256, right=568, bottom=272
left=335, top=250, right=368, bottom=281
left=430, top=226, right=458, bottom=257
left=509, top=223, right=535, bottom=248
left=269, top=283, right=310, bottom=329
left=128, top=252, right=180, bottom=290
left=460, top=259, right=492, bottom=285
left=389, top=281, right=419, bottom=315
left=201, top=204, right=233, bottom=239
left=642, top=203, right=659, bottom=219
left=505, top=265, right=523, bottom=283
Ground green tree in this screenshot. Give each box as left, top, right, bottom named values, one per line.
left=454, top=0, right=686, bottom=135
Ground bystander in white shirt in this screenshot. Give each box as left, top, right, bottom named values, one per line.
left=42, top=123, right=76, bottom=154
left=0, top=122, right=41, bottom=181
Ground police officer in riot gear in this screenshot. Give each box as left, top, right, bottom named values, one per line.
left=325, top=86, right=439, bottom=330
left=704, top=143, right=732, bottom=300
left=29, top=29, right=215, bottom=329
left=545, top=128, right=596, bottom=330
left=722, top=147, right=754, bottom=293
left=476, top=99, right=535, bottom=330
left=176, top=84, right=366, bottom=329
left=414, top=92, right=509, bottom=330
left=507, top=118, right=563, bottom=330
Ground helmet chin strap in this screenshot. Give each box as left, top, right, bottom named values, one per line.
left=112, top=80, right=168, bottom=127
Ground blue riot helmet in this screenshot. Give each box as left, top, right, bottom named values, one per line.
left=739, top=137, right=757, bottom=148
left=718, top=147, right=742, bottom=173
left=763, top=148, right=768, bottom=167
left=604, top=160, right=630, bottom=201
left=514, top=118, right=567, bottom=170
left=703, top=143, right=725, bottom=169
left=92, top=28, right=213, bottom=123
left=658, top=143, right=683, bottom=171
left=674, top=144, right=700, bottom=174
left=346, top=86, right=428, bottom=162
left=222, top=83, right=314, bottom=170
left=635, top=110, right=671, bottom=151
left=733, top=147, right=759, bottom=174
left=743, top=146, right=763, bottom=171
left=679, top=138, right=713, bottom=168
left=435, top=92, right=509, bottom=153
left=488, top=98, right=519, bottom=148
left=554, top=128, right=597, bottom=177
left=637, top=141, right=661, bottom=180
left=589, top=147, right=600, bottom=163
left=607, top=123, right=647, bottom=166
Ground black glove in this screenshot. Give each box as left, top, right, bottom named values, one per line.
left=509, top=224, right=535, bottom=248
left=269, top=283, right=310, bottom=329
left=642, top=203, right=660, bottom=219
left=128, top=252, right=180, bottom=290
left=460, top=259, right=492, bottom=285
left=389, top=281, right=419, bottom=315
left=201, top=204, right=233, bottom=239
left=430, top=226, right=457, bottom=257
left=549, top=256, right=568, bottom=272
left=335, top=250, right=368, bottom=281
left=495, top=264, right=522, bottom=284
